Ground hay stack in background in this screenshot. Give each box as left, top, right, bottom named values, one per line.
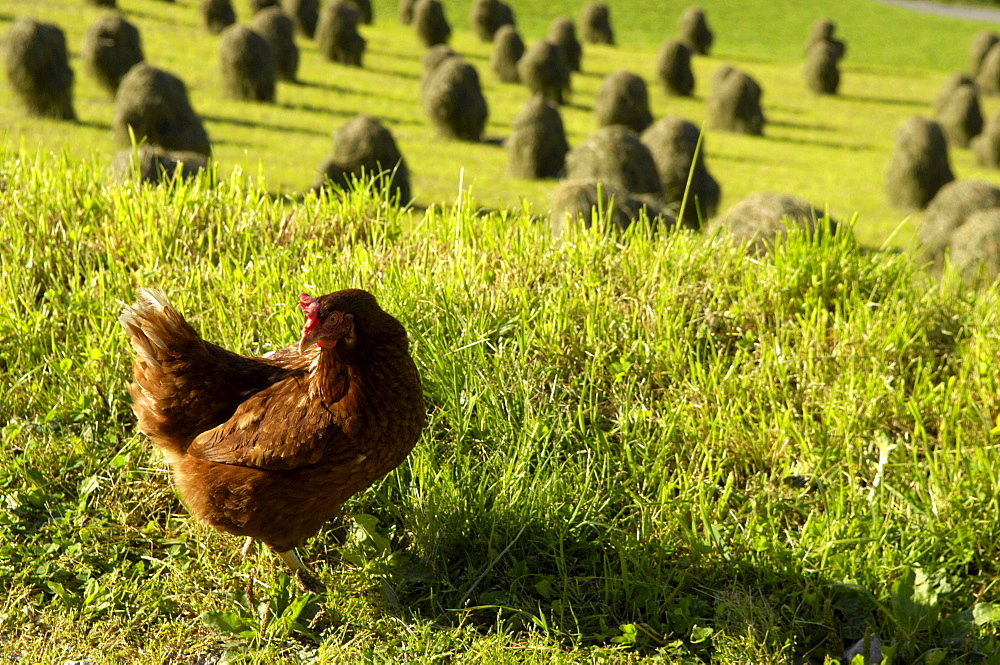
left=594, top=70, right=652, bottom=132
left=471, top=0, right=514, bottom=42
left=708, top=192, right=840, bottom=254
left=421, top=44, right=457, bottom=91
left=933, top=73, right=977, bottom=114
left=550, top=178, right=673, bottom=238
left=935, top=83, right=982, bottom=148
left=113, top=63, right=212, bottom=155
left=917, top=179, right=1000, bottom=267
left=316, top=0, right=366, bottom=65
left=640, top=117, right=719, bottom=229
left=1, top=18, right=75, bottom=120
left=803, top=41, right=840, bottom=95
left=312, top=115, right=411, bottom=203
left=972, top=108, right=1000, bottom=167
left=218, top=25, right=276, bottom=102
left=351, top=0, right=373, bottom=24
left=707, top=65, right=764, bottom=135
left=884, top=116, right=954, bottom=210
left=111, top=145, right=209, bottom=184
left=548, top=17, right=581, bottom=72
left=81, top=12, right=144, bottom=96
left=249, top=0, right=279, bottom=13
left=804, top=18, right=845, bottom=61
left=656, top=38, right=694, bottom=97
left=677, top=7, right=712, bottom=55
left=252, top=7, right=299, bottom=82
left=517, top=40, right=571, bottom=105
left=506, top=95, right=568, bottom=179
left=976, top=42, right=1000, bottom=95
left=422, top=57, right=488, bottom=141
left=399, top=0, right=416, bottom=25
left=282, top=0, right=319, bottom=38
left=414, top=0, right=451, bottom=47
left=490, top=25, right=524, bottom=83
left=564, top=125, right=661, bottom=195
left=970, top=29, right=999, bottom=78
left=948, top=208, right=1000, bottom=282
left=201, top=0, right=237, bottom=35
left=581, top=2, right=613, bottom=45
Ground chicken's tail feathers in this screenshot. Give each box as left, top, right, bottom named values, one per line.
left=120, top=288, right=204, bottom=458
left=119, top=288, right=200, bottom=366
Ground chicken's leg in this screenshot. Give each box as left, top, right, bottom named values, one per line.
left=278, top=549, right=326, bottom=593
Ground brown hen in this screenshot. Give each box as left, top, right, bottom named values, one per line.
left=119, top=288, right=425, bottom=591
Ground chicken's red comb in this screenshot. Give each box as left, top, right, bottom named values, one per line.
left=298, top=293, right=320, bottom=324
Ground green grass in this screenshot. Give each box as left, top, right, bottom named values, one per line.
left=3, top=0, right=1000, bottom=248
left=3, top=150, right=1000, bottom=663
left=4, top=0, right=1000, bottom=662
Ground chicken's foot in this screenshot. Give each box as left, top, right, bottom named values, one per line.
left=241, top=537, right=256, bottom=559
left=278, top=549, right=326, bottom=593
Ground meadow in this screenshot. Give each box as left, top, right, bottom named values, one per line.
left=4, top=0, right=1000, bottom=663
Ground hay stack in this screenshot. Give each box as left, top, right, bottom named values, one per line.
left=422, top=57, right=488, bottom=141
left=1, top=18, right=75, bottom=120
left=414, top=0, right=451, bottom=47
left=399, top=0, right=416, bottom=25
left=111, top=145, right=209, bottom=184
left=677, top=7, right=712, bottom=55
left=316, top=0, right=366, bottom=65
left=803, top=41, right=840, bottom=95
left=249, top=0, right=279, bottom=13
left=81, top=12, right=144, bottom=96
left=564, top=125, right=661, bottom=195
left=312, top=115, right=411, bottom=203
left=656, top=38, right=694, bottom=97
left=282, top=0, right=319, bottom=38
left=935, top=84, right=982, bottom=148
left=948, top=207, right=1000, bottom=282
left=471, top=0, right=514, bottom=42
left=804, top=18, right=845, bottom=61
left=420, top=44, right=456, bottom=92
left=972, top=108, right=1000, bottom=167
left=595, top=70, right=652, bottom=132
left=550, top=178, right=673, bottom=238
left=219, top=25, right=276, bottom=102
left=970, top=30, right=999, bottom=77
left=252, top=7, right=299, bottom=81
left=884, top=116, right=954, bottom=210
left=548, top=17, right=581, bottom=72
left=708, top=192, right=839, bottom=254
left=640, top=117, right=719, bottom=229
left=351, top=0, right=373, bottom=24
left=490, top=25, right=524, bottom=83
left=707, top=65, right=764, bottom=135
left=977, top=42, right=1000, bottom=96
left=113, top=63, right=211, bottom=155
left=506, top=95, right=569, bottom=179
left=581, top=3, right=613, bottom=45
left=517, top=40, right=571, bottom=105
left=933, top=74, right=977, bottom=114
left=917, top=179, right=1000, bottom=267
left=201, top=0, right=237, bottom=35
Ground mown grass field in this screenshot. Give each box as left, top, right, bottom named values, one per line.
left=4, top=0, right=1000, bottom=663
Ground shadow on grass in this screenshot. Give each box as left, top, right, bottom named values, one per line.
left=765, top=133, right=876, bottom=152
left=201, top=113, right=333, bottom=137
left=837, top=93, right=926, bottom=108
left=331, top=514, right=859, bottom=663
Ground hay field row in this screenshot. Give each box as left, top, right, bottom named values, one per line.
left=3, top=0, right=1000, bottom=247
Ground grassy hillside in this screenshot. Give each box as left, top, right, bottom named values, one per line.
left=3, top=150, right=1000, bottom=662
left=2, top=0, right=1000, bottom=248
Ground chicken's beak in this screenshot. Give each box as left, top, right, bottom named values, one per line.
left=298, top=327, right=319, bottom=354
